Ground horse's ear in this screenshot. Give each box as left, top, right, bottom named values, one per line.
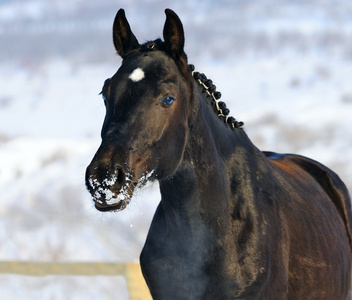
left=113, top=9, right=140, bottom=58
left=163, top=9, right=185, bottom=58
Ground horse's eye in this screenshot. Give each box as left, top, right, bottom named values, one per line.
left=100, top=78, right=111, bottom=104
left=161, top=96, right=176, bottom=108
left=99, top=91, right=107, bottom=104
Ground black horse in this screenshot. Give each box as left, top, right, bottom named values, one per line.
left=85, top=9, right=352, bottom=299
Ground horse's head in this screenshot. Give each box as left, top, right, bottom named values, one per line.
left=86, top=9, right=193, bottom=211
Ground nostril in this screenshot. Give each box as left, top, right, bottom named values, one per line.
left=116, top=167, right=125, bottom=185
left=85, top=166, right=95, bottom=190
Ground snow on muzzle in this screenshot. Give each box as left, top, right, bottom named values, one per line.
left=85, top=166, right=131, bottom=211
left=85, top=165, right=154, bottom=212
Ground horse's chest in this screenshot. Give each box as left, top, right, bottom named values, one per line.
left=140, top=231, right=212, bottom=298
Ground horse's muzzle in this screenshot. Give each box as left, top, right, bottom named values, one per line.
left=85, top=164, right=135, bottom=212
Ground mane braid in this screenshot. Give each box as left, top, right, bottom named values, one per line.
left=188, top=64, right=244, bottom=129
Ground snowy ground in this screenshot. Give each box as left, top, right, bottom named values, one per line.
left=0, top=0, right=351, bottom=299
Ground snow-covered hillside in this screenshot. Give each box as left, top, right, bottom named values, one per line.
left=0, top=0, right=351, bottom=299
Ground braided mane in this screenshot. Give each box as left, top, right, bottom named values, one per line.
left=189, top=65, right=244, bottom=129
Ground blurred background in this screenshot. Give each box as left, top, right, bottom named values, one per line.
left=0, top=0, right=351, bottom=299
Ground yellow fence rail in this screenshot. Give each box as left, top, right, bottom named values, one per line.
left=0, top=261, right=152, bottom=300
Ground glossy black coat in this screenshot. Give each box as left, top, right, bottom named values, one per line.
left=86, top=9, right=352, bottom=299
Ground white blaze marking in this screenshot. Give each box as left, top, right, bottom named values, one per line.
left=129, top=68, right=145, bottom=82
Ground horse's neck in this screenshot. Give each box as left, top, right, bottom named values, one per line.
left=159, top=90, right=264, bottom=235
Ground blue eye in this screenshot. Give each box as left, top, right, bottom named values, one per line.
left=99, top=90, right=107, bottom=104
left=161, top=96, right=176, bottom=108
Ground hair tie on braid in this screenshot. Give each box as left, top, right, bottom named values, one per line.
left=218, top=102, right=230, bottom=116
left=193, top=72, right=200, bottom=80
left=208, top=85, right=216, bottom=93
left=213, top=91, right=221, bottom=100
left=205, top=79, right=213, bottom=86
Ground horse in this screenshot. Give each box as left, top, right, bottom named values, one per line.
left=85, top=9, right=352, bottom=299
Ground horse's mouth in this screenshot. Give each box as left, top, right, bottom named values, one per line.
left=94, top=199, right=128, bottom=212
left=86, top=167, right=135, bottom=212
left=86, top=169, right=155, bottom=212
left=92, top=185, right=134, bottom=212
